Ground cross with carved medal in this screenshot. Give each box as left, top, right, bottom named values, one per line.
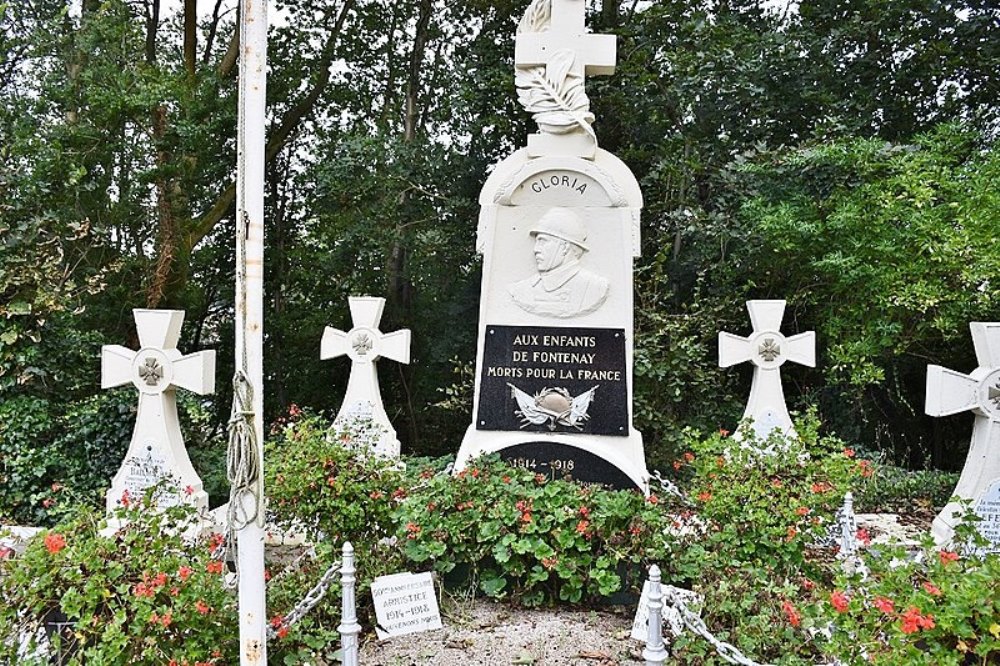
left=101, top=309, right=215, bottom=515
left=321, top=297, right=411, bottom=457
left=718, top=300, right=816, bottom=448
left=925, top=322, right=1000, bottom=547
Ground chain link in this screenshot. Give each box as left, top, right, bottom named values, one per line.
left=649, top=470, right=692, bottom=504
left=663, top=588, right=774, bottom=666
left=266, top=559, right=344, bottom=640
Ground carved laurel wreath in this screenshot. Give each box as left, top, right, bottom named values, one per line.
left=515, top=0, right=596, bottom=139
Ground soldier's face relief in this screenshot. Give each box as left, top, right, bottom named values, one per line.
left=533, top=233, right=568, bottom=272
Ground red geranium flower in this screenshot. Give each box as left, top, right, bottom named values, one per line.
left=781, top=599, right=801, bottom=627
left=938, top=550, right=959, bottom=565
left=830, top=590, right=850, bottom=613
left=922, top=581, right=942, bottom=596
left=178, top=565, right=193, bottom=581
left=874, top=596, right=895, bottom=614
left=44, top=533, right=66, bottom=555
left=900, top=606, right=934, bottom=634
left=195, top=600, right=210, bottom=615
left=206, top=560, right=224, bottom=575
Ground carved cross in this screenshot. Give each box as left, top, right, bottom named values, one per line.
left=321, top=297, right=411, bottom=457
left=925, top=322, right=1000, bottom=548
left=718, top=300, right=816, bottom=447
left=101, top=309, right=215, bottom=514
left=515, top=0, right=617, bottom=81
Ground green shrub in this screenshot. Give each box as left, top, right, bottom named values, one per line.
left=857, top=465, right=960, bottom=514
left=806, top=522, right=1000, bottom=664
left=394, top=456, right=675, bottom=606
left=662, top=413, right=873, bottom=663
left=264, top=412, right=410, bottom=663
left=265, top=413, right=405, bottom=547
left=0, top=494, right=236, bottom=665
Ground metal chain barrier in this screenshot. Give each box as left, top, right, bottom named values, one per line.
left=263, top=543, right=360, bottom=666
left=266, top=559, right=343, bottom=640
left=649, top=470, right=691, bottom=504
left=662, top=586, right=775, bottom=666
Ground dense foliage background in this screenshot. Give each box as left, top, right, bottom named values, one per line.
left=1, top=0, right=998, bottom=523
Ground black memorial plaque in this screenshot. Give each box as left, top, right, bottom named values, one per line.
left=499, top=442, right=640, bottom=490
left=477, top=325, right=628, bottom=436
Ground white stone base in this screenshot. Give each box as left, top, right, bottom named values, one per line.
left=455, top=425, right=649, bottom=493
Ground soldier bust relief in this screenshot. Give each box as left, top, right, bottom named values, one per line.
left=507, top=207, right=609, bottom=318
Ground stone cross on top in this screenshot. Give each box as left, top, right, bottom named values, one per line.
left=926, top=322, right=1000, bottom=548
left=719, top=300, right=816, bottom=447
left=514, top=0, right=617, bottom=157
left=101, top=309, right=215, bottom=515
left=515, top=0, right=617, bottom=78
left=321, top=297, right=411, bottom=457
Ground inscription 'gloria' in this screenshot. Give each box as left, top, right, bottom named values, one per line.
left=530, top=174, right=588, bottom=195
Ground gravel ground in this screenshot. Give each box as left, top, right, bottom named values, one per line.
left=360, top=597, right=645, bottom=666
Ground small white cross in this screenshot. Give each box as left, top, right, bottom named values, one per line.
left=515, top=0, right=617, bottom=79
left=321, top=297, right=411, bottom=457
left=101, top=309, right=215, bottom=514
left=926, top=322, right=1000, bottom=548
left=718, top=300, right=816, bottom=447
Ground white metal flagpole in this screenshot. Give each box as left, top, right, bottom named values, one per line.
left=232, top=0, right=268, bottom=661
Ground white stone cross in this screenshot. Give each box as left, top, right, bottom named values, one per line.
left=101, top=309, right=215, bottom=515
left=514, top=0, right=617, bottom=78
left=718, top=300, right=816, bottom=447
left=321, top=297, right=411, bottom=457
left=514, top=0, right=617, bottom=157
left=926, top=322, right=1000, bottom=549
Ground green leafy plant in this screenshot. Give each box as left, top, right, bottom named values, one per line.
left=0, top=493, right=236, bottom=665
left=662, top=413, right=873, bottom=663
left=806, top=519, right=1000, bottom=665
left=395, top=456, right=675, bottom=606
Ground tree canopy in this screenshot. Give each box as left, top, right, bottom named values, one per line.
left=1, top=0, right=998, bottom=522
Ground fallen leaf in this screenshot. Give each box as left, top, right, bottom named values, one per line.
left=577, top=650, right=612, bottom=660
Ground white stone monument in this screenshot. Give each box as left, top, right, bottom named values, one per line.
left=925, top=322, right=1000, bottom=550
left=321, top=296, right=411, bottom=457
left=454, top=0, right=648, bottom=490
left=718, top=300, right=815, bottom=446
left=101, top=309, right=215, bottom=514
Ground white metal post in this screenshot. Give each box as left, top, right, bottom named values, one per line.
left=235, top=0, right=268, bottom=662
left=339, top=542, right=361, bottom=666
left=643, top=565, right=669, bottom=665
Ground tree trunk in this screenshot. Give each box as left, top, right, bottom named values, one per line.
left=184, top=0, right=197, bottom=78
left=386, top=0, right=433, bottom=450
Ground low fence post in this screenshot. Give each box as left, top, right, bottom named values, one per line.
left=643, top=564, right=669, bottom=666
left=338, top=542, right=361, bottom=666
